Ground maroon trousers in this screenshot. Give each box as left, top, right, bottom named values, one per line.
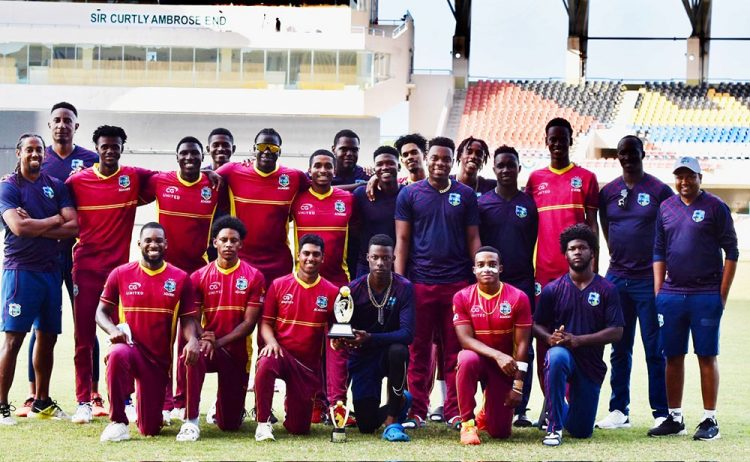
left=107, top=343, right=168, bottom=436
left=254, top=347, right=321, bottom=435
left=408, top=281, right=465, bottom=421
left=72, top=269, right=108, bottom=403
left=184, top=348, right=248, bottom=431
left=456, top=350, right=514, bottom=439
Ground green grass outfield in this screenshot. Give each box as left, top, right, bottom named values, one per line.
left=1, top=299, right=749, bottom=461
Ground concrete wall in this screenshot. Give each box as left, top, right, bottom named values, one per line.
left=408, top=74, right=454, bottom=138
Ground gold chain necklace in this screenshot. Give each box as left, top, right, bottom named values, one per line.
left=478, top=284, right=503, bottom=316
left=367, top=274, right=393, bottom=325
left=438, top=181, right=451, bottom=193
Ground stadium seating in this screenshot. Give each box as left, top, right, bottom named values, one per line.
left=457, top=80, right=623, bottom=151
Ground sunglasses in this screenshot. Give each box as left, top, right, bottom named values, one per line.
left=255, top=143, right=280, bottom=154
left=617, top=189, right=629, bottom=208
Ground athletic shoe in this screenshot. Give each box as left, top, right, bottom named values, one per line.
left=255, top=422, right=275, bottom=441
left=447, top=415, right=462, bottom=430
left=475, top=408, right=486, bottom=431
left=310, top=400, right=327, bottom=424
left=176, top=422, right=201, bottom=442
left=513, top=410, right=532, bottom=428
left=90, top=393, right=107, bottom=417
left=542, top=430, right=563, bottom=446
left=329, top=405, right=357, bottom=427
left=170, top=407, right=185, bottom=422
left=29, top=399, right=68, bottom=420
left=595, top=410, right=631, bottom=429
left=100, top=422, right=130, bottom=442
left=460, top=420, right=481, bottom=445
left=428, top=404, right=444, bottom=422
left=652, top=416, right=667, bottom=429
left=161, top=410, right=171, bottom=427
left=124, top=402, right=137, bottom=423
left=647, top=414, right=686, bottom=437
left=0, top=403, right=17, bottom=426
left=71, top=403, right=93, bottom=424
left=693, top=417, right=720, bottom=441
left=205, top=402, right=216, bottom=424
left=401, top=414, right=425, bottom=429
left=249, top=407, right=279, bottom=424
left=14, top=397, right=33, bottom=418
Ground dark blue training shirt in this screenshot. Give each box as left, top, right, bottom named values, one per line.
left=352, top=184, right=402, bottom=274
left=534, top=274, right=624, bottom=384
left=41, top=145, right=99, bottom=181
left=600, top=173, right=674, bottom=279
left=395, top=179, right=479, bottom=284
left=654, top=191, right=739, bottom=293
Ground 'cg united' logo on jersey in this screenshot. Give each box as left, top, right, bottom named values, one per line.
left=119, top=175, right=131, bottom=189
left=201, top=186, right=212, bottom=201
left=570, top=176, right=583, bottom=189
left=692, top=210, right=705, bottom=222
left=588, top=291, right=601, bottom=306
left=515, top=205, right=527, bottom=218
left=42, top=186, right=55, bottom=199
left=164, top=278, right=176, bottom=293
left=448, top=193, right=461, bottom=206
left=236, top=277, right=248, bottom=291
left=278, top=174, right=290, bottom=188
left=637, top=193, right=650, bottom=206
left=334, top=200, right=346, bottom=213
left=499, top=301, right=512, bottom=316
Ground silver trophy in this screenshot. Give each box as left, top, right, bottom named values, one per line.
left=328, top=286, right=355, bottom=339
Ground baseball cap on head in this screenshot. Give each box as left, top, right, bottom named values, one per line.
left=672, top=156, right=701, bottom=174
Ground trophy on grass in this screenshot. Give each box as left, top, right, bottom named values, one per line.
left=328, top=286, right=355, bottom=339
left=329, top=400, right=349, bottom=443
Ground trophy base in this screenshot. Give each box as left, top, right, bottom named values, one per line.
left=328, top=323, right=355, bottom=339
left=331, top=428, right=346, bottom=443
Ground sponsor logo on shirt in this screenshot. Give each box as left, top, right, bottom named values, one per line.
left=499, top=301, right=512, bottom=316
left=208, top=281, right=221, bottom=291
left=297, top=203, right=315, bottom=215
left=71, top=159, right=84, bottom=170
left=536, top=182, right=550, bottom=195
left=126, top=282, right=144, bottom=296
left=163, top=185, right=181, bottom=200
left=42, top=186, right=55, bottom=199
left=448, top=193, right=461, bottom=206
left=278, top=174, right=290, bottom=189
left=315, top=295, right=329, bottom=312
left=570, top=176, right=582, bottom=189
left=164, top=278, right=177, bottom=294
left=534, top=282, right=542, bottom=296
left=281, top=293, right=294, bottom=304
left=119, top=175, right=131, bottom=190
left=692, top=210, right=705, bottom=222
left=515, top=205, right=528, bottom=218
left=8, top=303, right=21, bottom=317
left=236, top=276, right=248, bottom=291
left=334, top=200, right=346, bottom=214
left=470, top=305, right=482, bottom=314
left=73, top=284, right=79, bottom=297
left=201, top=186, right=212, bottom=202
left=637, top=193, right=651, bottom=206
left=587, top=291, right=601, bottom=306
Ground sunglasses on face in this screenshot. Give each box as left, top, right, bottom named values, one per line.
left=617, top=189, right=629, bottom=208
left=255, top=143, right=280, bottom=154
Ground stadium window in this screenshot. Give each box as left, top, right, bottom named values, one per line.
left=2, top=44, right=28, bottom=83
left=313, top=50, right=336, bottom=83
left=195, top=48, right=218, bottom=85
left=266, top=50, right=288, bottom=86
left=170, top=47, right=194, bottom=85
left=289, top=50, right=311, bottom=85
left=238, top=49, right=264, bottom=82
left=339, top=50, right=357, bottom=86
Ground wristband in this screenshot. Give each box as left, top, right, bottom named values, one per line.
left=511, top=388, right=523, bottom=395
left=513, top=379, right=524, bottom=390
left=516, top=361, right=528, bottom=372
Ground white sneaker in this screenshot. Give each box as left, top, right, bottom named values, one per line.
left=205, top=402, right=216, bottom=425
left=170, top=407, right=185, bottom=422
left=542, top=430, right=563, bottom=446
left=595, top=410, right=631, bottom=429
left=176, top=422, right=200, bottom=442
left=0, top=403, right=16, bottom=426
left=255, top=422, right=275, bottom=441
left=162, top=410, right=172, bottom=426
left=71, top=403, right=93, bottom=424
left=100, top=422, right=131, bottom=442
left=124, top=403, right=137, bottom=423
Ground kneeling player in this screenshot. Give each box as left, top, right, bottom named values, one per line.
left=453, top=247, right=532, bottom=445
left=176, top=216, right=266, bottom=441
left=95, top=223, right=200, bottom=441
left=254, top=234, right=338, bottom=441
left=334, top=234, right=414, bottom=441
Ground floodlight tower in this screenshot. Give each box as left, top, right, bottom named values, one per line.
left=449, top=0, right=471, bottom=89
left=564, top=0, right=589, bottom=84
left=683, top=0, right=711, bottom=85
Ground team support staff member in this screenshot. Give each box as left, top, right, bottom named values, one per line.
left=0, top=134, right=78, bottom=424
left=453, top=246, right=532, bottom=445
left=648, top=157, right=738, bottom=441
left=533, top=224, right=623, bottom=447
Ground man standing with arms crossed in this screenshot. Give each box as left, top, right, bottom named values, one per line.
left=395, top=136, right=481, bottom=428
left=596, top=135, right=672, bottom=431
left=0, top=134, right=78, bottom=424
left=648, top=157, right=738, bottom=440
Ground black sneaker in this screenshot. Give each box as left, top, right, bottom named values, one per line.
left=1, top=402, right=17, bottom=426
left=647, top=414, right=687, bottom=437
left=693, top=417, right=720, bottom=441
left=513, top=412, right=533, bottom=427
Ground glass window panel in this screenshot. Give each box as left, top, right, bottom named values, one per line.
left=313, top=50, right=336, bottom=82
left=339, top=50, right=357, bottom=85
left=1, top=44, right=28, bottom=82
left=28, top=45, right=51, bottom=67
left=289, top=50, right=311, bottom=85
left=242, top=49, right=264, bottom=79
left=266, top=50, right=288, bottom=85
